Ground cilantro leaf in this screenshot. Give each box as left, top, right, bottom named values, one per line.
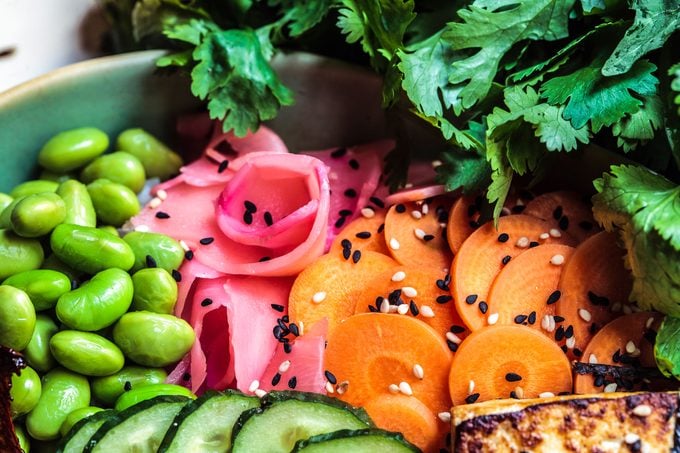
left=541, top=58, right=659, bottom=132
left=602, top=0, right=680, bottom=76
left=592, top=164, right=680, bottom=314
left=612, top=94, right=663, bottom=152
left=274, top=0, right=335, bottom=37
left=580, top=0, right=606, bottom=13
left=671, top=62, right=680, bottom=115
left=436, top=149, right=491, bottom=194
left=654, top=316, right=680, bottom=379
left=442, top=0, right=575, bottom=109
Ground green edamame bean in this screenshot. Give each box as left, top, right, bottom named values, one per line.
left=25, top=368, right=90, bottom=441
left=98, top=225, right=119, bottom=237
left=0, top=229, right=44, bottom=279
left=56, top=180, right=97, bottom=227
left=0, top=193, right=12, bottom=212
left=10, top=366, right=41, bottom=418
left=80, top=151, right=146, bottom=194
left=87, top=178, right=140, bottom=226
left=39, top=170, right=73, bottom=183
left=91, top=366, right=168, bottom=405
left=123, top=231, right=184, bottom=273
left=59, top=406, right=104, bottom=437
left=38, top=127, right=109, bottom=173
left=49, top=330, right=125, bottom=376
left=56, top=268, right=133, bottom=331
left=14, top=423, right=30, bottom=452
left=3, top=269, right=71, bottom=311
left=10, top=193, right=66, bottom=238
left=50, top=224, right=134, bottom=274
left=131, top=268, right=178, bottom=314
left=117, top=129, right=183, bottom=180
left=9, top=180, right=59, bottom=198
left=114, top=383, right=195, bottom=411
left=113, top=311, right=195, bottom=367
left=0, top=285, right=36, bottom=350
left=0, top=197, right=23, bottom=229
left=40, top=254, right=83, bottom=283
left=24, top=314, right=59, bottom=373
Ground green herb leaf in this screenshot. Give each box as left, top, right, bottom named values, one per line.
left=654, top=316, right=680, bottom=379
left=274, top=0, right=336, bottom=37
left=612, top=94, right=663, bottom=152
left=671, top=62, right=680, bottom=115
left=436, top=149, right=491, bottom=194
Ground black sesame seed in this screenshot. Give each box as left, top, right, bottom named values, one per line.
left=444, top=273, right=451, bottom=286
left=573, top=348, right=583, bottom=357
left=182, top=372, right=191, bottom=381
left=511, top=205, right=526, bottom=214
left=283, top=343, right=292, bottom=353
left=145, top=255, right=157, bottom=268
left=272, top=373, right=281, bottom=386
left=341, top=239, right=352, bottom=249
left=244, top=200, right=257, bottom=213
left=559, top=216, right=569, bottom=230
left=334, top=217, right=346, bottom=229
left=200, top=237, right=214, bottom=245
left=344, top=188, right=357, bottom=198
left=547, top=290, right=561, bottom=305
left=218, top=160, right=229, bottom=173
left=528, top=311, right=536, bottom=325
left=339, top=209, right=353, bottom=217
left=505, top=373, right=522, bottom=382
left=377, top=223, right=385, bottom=233
left=330, top=147, right=347, bottom=158
left=450, top=325, right=466, bottom=334
left=264, top=211, right=273, bottom=226
left=289, top=323, right=300, bottom=336
left=529, top=241, right=540, bottom=248
left=423, top=234, right=435, bottom=242
left=124, top=381, right=132, bottom=391
left=553, top=315, right=565, bottom=323
left=594, top=374, right=605, bottom=387
left=501, top=255, right=511, bottom=265
left=579, top=220, right=594, bottom=231
left=200, top=298, right=213, bottom=307
left=410, top=300, right=419, bottom=316
left=436, top=295, right=453, bottom=304
left=279, top=337, right=290, bottom=344
left=368, top=305, right=378, bottom=312
left=277, top=319, right=288, bottom=331
left=288, top=376, right=298, bottom=389
left=184, top=250, right=194, bottom=260
left=644, top=329, right=657, bottom=344
left=155, top=211, right=170, bottom=219
left=352, top=250, right=362, bottom=263
left=478, top=301, right=488, bottom=314
left=348, top=158, right=360, bottom=170
left=271, top=303, right=284, bottom=312
left=587, top=291, right=609, bottom=306
left=259, top=256, right=271, bottom=262
left=282, top=315, right=289, bottom=323
left=510, top=391, right=519, bottom=399
left=465, top=294, right=478, bottom=305
left=172, top=269, right=182, bottom=282
left=564, top=325, right=574, bottom=338
left=355, top=231, right=371, bottom=239
left=325, top=370, right=337, bottom=384
left=561, top=345, right=568, bottom=352
left=553, top=206, right=563, bottom=220
left=555, top=325, right=565, bottom=341
left=497, top=233, right=509, bottom=243
left=446, top=340, right=459, bottom=352
left=465, top=393, right=480, bottom=404
left=243, top=211, right=253, bottom=225
left=612, top=349, right=621, bottom=363
left=342, top=248, right=351, bottom=260
left=273, top=326, right=283, bottom=339
left=514, top=314, right=528, bottom=324
left=436, top=279, right=450, bottom=292
left=370, top=197, right=385, bottom=208
left=395, top=204, right=406, bottom=214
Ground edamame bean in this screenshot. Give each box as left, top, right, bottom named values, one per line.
left=56, top=268, right=133, bottom=331
left=10, top=193, right=66, bottom=238
left=0, top=193, right=12, bottom=212
left=98, top=225, right=119, bottom=237
left=0, top=197, right=23, bottom=229
left=24, top=314, right=59, bottom=373
left=38, top=127, right=109, bottom=173
left=25, top=368, right=90, bottom=441
left=10, top=366, right=41, bottom=418
left=0, top=229, right=44, bottom=279
left=59, top=406, right=104, bottom=437
left=114, top=383, right=195, bottom=412
left=50, top=330, right=125, bottom=376
left=3, top=269, right=71, bottom=311
left=117, top=128, right=183, bottom=180
left=91, top=366, right=168, bottom=405
left=0, top=285, right=36, bottom=350
left=39, top=170, right=73, bottom=183
left=80, top=151, right=146, bottom=193
left=131, top=268, right=178, bottom=314
left=113, top=311, right=195, bottom=367
left=9, top=180, right=59, bottom=198
left=14, top=424, right=30, bottom=452
left=123, top=231, right=184, bottom=273
left=56, top=179, right=97, bottom=227
left=50, top=224, right=134, bottom=274
left=87, top=178, right=140, bottom=226
left=40, top=254, right=83, bottom=283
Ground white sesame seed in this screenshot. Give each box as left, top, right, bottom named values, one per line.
left=578, top=308, right=592, bottom=322
left=389, top=238, right=400, bottom=250
left=632, top=404, right=652, bottom=417
left=248, top=380, right=260, bottom=393
left=514, top=386, right=524, bottom=399
left=413, top=364, right=424, bottom=380
left=402, top=286, right=418, bottom=298
left=391, top=271, right=407, bottom=282
left=312, top=291, right=326, bottom=303
left=179, top=240, right=190, bottom=251
left=548, top=316, right=556, bottom=332
left=438, top=411, right=452, bottom=423
left=539, top=392, right=555, bottom=398
left=446, top=332, right=462, bottom=344
left=156, top=189, right=168, bottom=200
left=134, top=224, right=150, bottom=232
left=468, top=380, right=475, bottom=395
left=414, top=228, right=426, bottom=240
left=420, top=305, right=435, bottom=318
left=516, top=237, right=530, bottom=248
left=646, top=317, right=655, bottom=328
left=298, top=321, right=304, bottom=336
left=361, top=207, right=375, bottom=218
left=389, top=305, right=398, bottom=313
left=625, top=433, right=640, bottom=444
left=539, top=232, right=550, bottom=240
left=611, top=302, right=622, bottom=312
left=487, top=313, right=499, bottom=325
left=421, top=204, right=429, bottom=215
left=398, top=381, right=413, bottom=396
left=388, top=384, right=400, bottom=394
left=622, top=304, right=633, bottom=315
left=379, top=299, right=390, bottom=313
left=431, top=160, right=443, bottom=168
left=149, top=197, right=162, bottom=209
left=603, top=383, right=618, bottom=393
left=325, top=381, right=335, bottom=394
left=589, top=354, right=598, bottom=364
left=397, top=304, right=409, bottom=315
left=410, top=210, right=422, bottom=220
left=600, top=440, right=622, bottom=450
left=549, top=228, right=562, bottom=238
left=541, top=315, right=550, bottom=331
left=336, top=380, right=349, bottom=395
left=550, top=254, right=565, bottom=265
left=626, top=340, right=637, bottom=354
left=278, top=360, right=291, bottom=374
left=501, top=207, right=512, bottom=216
left=255, top=389, right=267, bottom=398
left=566, top=336, right=576, bottom=349
left=404, top=183, right=413, bottom=189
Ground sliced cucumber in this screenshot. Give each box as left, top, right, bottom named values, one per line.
left=84, top=395, right=190, bottom=452
left=55, top=410, right=115, bottom=453
left=231, top=391, right=372, bottom=453
left=158, top=390, right=260, bottom=453
left=292, top=428, right=421, bottom=452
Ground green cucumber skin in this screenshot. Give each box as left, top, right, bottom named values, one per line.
left=55, top=410, right=115, bottom=453
left=262, top=391, right=374, bottom=426
left=292, top=428, right=421, bottom=452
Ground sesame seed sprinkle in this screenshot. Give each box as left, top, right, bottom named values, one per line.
left=134, top=225, right=150, bottom=232
left=624, top=433, right=640, bottom=445
left=550, top=254, right=565, bottom=265
left=578, top=308, right=592, bottom=322
left=248, top=380, right=260, bottom=392
left=497, top=233, right=509, bottom=243
left=565, top=336, right=576, bottom=349
left=478, top=301, right=488, bottom=314
left=514, top=386, right=524, bottom=399
left=278, top=360, right=291, bottom=374
left=411, top=211, right=422, bottom=219
left=438, top=412, right=451, bottom=423
left=200, top=237, right=214, bottom=245
left=516, top=237, right=530, bottom=248
left=549, top=228, right=562, bottom=238
left=361, top=207, right=375, bottom=218
left=589, top=354, right=598, bottom=364
left=446, top=332, right=462, bottom=344
left=488, top=313, right=499, bottom=325
left=465, top=393, right=480, bottom=404
left=156, top=189, right=168, bottom=200
left=603, top=383, right=618, bottom=393
left=218, top=160, right=229, bottom=173
left=465, top=294, right=478, bottom=305
left=646, top=317, right=655, bottom=328
left=355, top=231, right=371, bottom=239
left=420, top=305, right=435, bottom=318
left=399, top=381, right=413, bottom=396
left=626, top=340, right=637, bottom=354
left=388, top=384, right=400, bottom=394
left=201, top=298, right=213, bottom=307
left=413, top=364, right=424, bottom=380
left=149, top=197, right=162, bottom=209
left=395, top=204, right=406, bottom=213
left=468, top=380, right=475, bottom=394
left=539, top=392, right=555, bottom=398
left=505, top=372, right=522, bottom=382
left=255, top=389, right=267, bottom=398
left=539, top=232, right=550, bottom=240
left=409, top=301, right=419, bottom=316
left=325, top=382, right=335, bottom=393
left=179, top=240, right=190, bottom=251
left=632, top=404, right=652, bottom=416
left=312, top=292, right=326, bottom=303
left=414, top=228, right=426, bottom=240
left=402, top=286, right=418, bottom=298
left=288, top=376, right=297, bottom=389
left=421, top=204, right=429, bottom=215
left=352, top=250, right=362, bottom=263
left=389, top=238, right=400, bottom=250
left=155, top=211, right=170, bottom=219
left=391, top=271, right=406, bottom=282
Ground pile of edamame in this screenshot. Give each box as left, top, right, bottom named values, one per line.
left=0, top=127, right=197, bottom=451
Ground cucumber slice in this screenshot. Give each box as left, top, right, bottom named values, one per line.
left=55, top=410, right=115, bottom=453
left=292, top=428, right=421, bottom=452
left=84, top=395, right=190, bottom=452
left=158, top=390, right=260, bottom=453
left=232, top=391, right=372, bottom=453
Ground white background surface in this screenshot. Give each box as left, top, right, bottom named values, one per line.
left=0, top=0, right=102, bottom=93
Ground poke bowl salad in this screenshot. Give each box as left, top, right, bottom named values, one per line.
left=1, top=1, right=680, bottom=452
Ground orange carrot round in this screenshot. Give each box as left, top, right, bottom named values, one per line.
left=329, top=209, right=389, bottom=256
left=446, top=195, right=482, bottom=256
left=448, top=325, right=572, bottom=405
left=523, top=190, right=599, bottom=243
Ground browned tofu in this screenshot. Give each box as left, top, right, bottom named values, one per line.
left=452, top=392, right=679, bottom=452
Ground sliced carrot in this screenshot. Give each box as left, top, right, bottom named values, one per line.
left=384, top=197, right=453, bottom=273
left=446, top=195, right=482, bottom=255
left=325, top=313, right=452, bottom=417
left=448, top=325, right=572, bottom=405
left=486, top=244, right=575, bottom=334
left=288, top=251, right=397, bottom=335
left=555, top=231, right=634, bottom=359
left=452, top=214, right=577, bottom=331
left=363, top=394, right=446, bottom=453
left=574, top=312, right=663, bottom=394
left=523, top=190, right=599, bottom=243
left=329, top=209, right=389, bottom=256
left=354, top=265, right=468, bottom=346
